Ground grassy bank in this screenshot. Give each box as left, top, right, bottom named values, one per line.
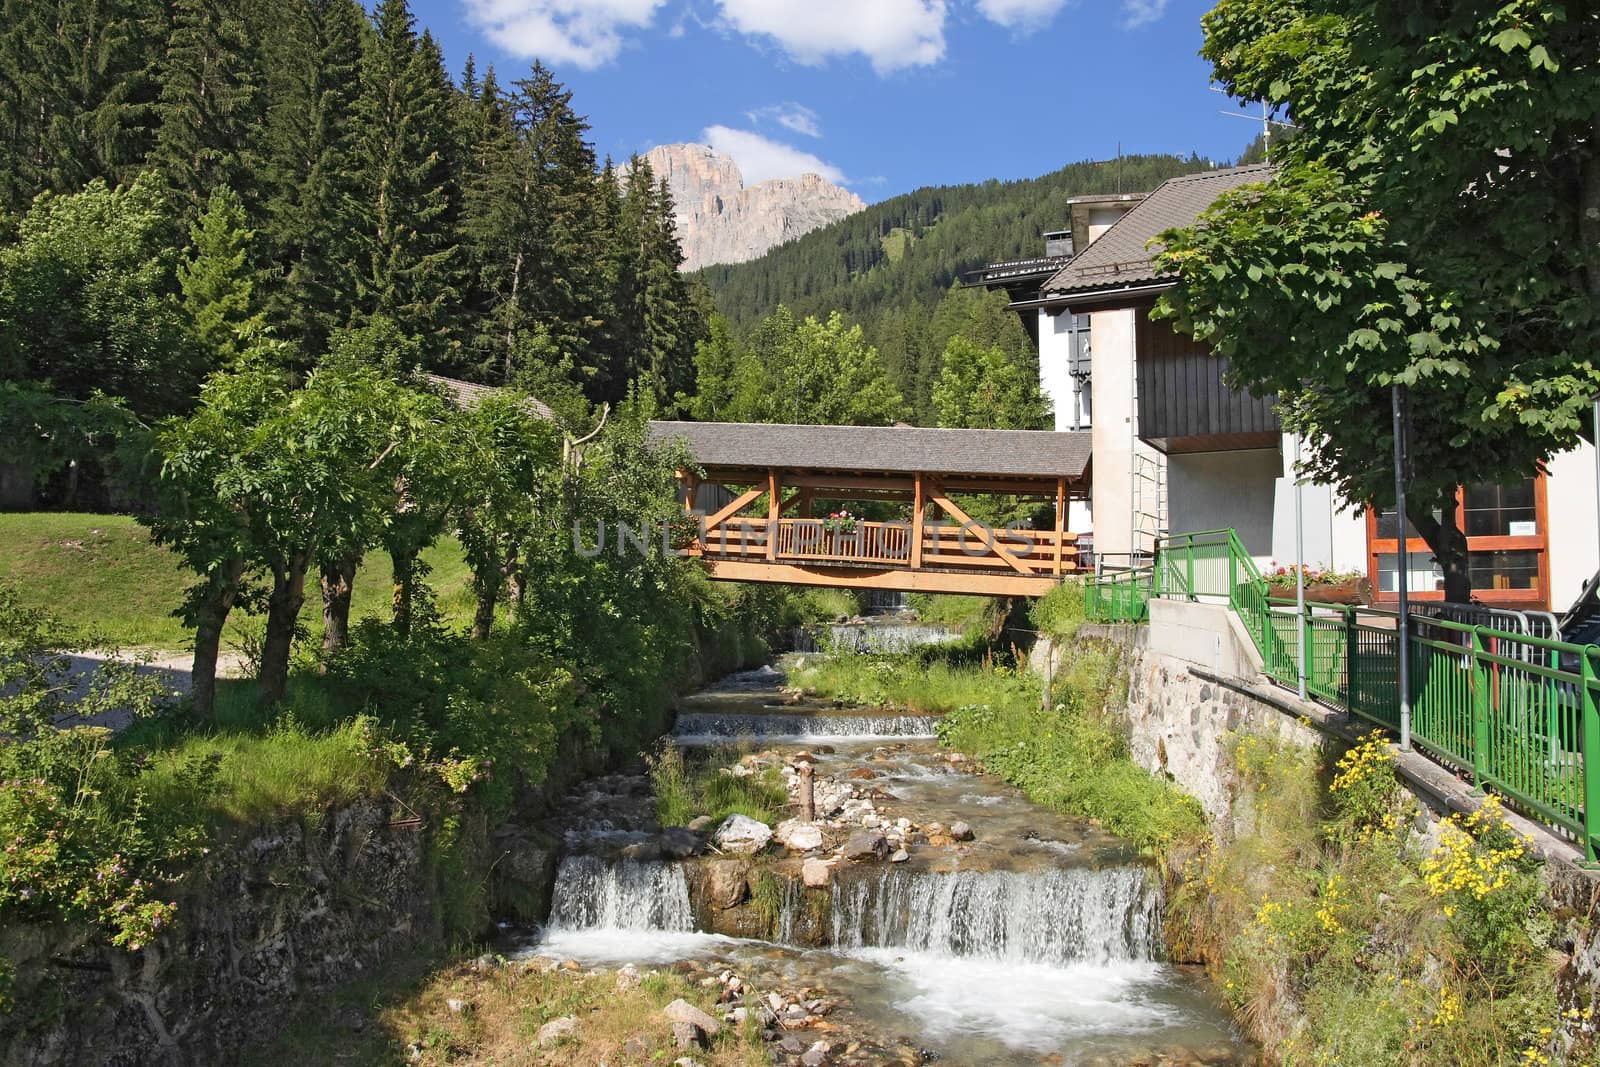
left=0, top=512, right=475, bottom=647
left=1168, top=731, right=1581, bottom=1066
left=788, top=632, right=1205, bottom=852
left=243, top=954, right=771, bottom=1066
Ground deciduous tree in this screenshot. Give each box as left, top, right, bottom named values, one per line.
left=1155, top=0, right=1600, bottom=600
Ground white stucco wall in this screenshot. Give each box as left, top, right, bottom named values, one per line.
left=1085, top=206, right=1124, bottom=245
left=1270, top=434, right=1368, bottom=573
left=1167, top=448, right=1280, bottom=558
left=1547, top=442, right=1599, bottom=611
left=1087, top=308, right=1137, bottom=559
left=1039, top=308, right=1077, bottom=432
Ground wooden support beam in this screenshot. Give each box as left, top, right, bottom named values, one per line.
left=911, top=472, right=925, bottom=570
left=702, top=487, right=763, bottom=534
left=766, top=469, right=779, bottom=561
left=927, top=483, right=1035, bottom=577
left=1055, top=477, right=1066, bottom=576
left=702, top=559, right=1060, bottom=598
left=778, top=489, right=804, bottom=516
left=798, top=487, right=814, bottom=518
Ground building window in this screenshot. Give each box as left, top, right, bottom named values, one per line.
left=1366, top=475, right=1549, bottom=609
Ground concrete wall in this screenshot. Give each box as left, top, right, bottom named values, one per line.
left=1548, top=442, right=1599, bottom=611
left=1167, top=448, right=1279, bottom=558
left=1087, top=308, right=1137, bottom=559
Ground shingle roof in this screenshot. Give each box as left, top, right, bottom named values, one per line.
left=425, top=374, right=555, bottom=421
left=1042, top=164, right=1273, bottom=300
left=647, top=421, right=1092, bottom=481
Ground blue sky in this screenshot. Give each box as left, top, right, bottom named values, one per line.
left=411, top=0, right=1260, bottom=199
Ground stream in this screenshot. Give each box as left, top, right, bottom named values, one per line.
left=516, top=639, right=1248, bottom=1065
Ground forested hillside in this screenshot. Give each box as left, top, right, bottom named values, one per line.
left=699, top=153, right=1214, bottom=327
left=695, top=153, right=1217, bottom=417
left=0, top=0, right=701, bottom=431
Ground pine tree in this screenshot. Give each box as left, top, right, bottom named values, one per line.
left=350, top=0, right=459, bottom=362
left=609, top=161, right=700, bottom=405
left=257, top=0, right=366, bottom=359
left=0, top=0, right=167, bottom=216
left=151, top=0, right=264, bottom=225
left=502, top=64, right=602, bottom=387
left=177, top=186, right=268, bottom=365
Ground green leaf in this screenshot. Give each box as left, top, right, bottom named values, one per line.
left=1489, top=27, right=1532, bottom=53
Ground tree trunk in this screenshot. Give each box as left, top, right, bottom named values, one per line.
left=190, top=556, right=246, bottom=720
left=471, top=569, right=500, bottom=640
left=1408, top=491, right=1472, bottom=604
left=259, top=552, right=311, bottom=706
left=320, top=555, right=359, bottom=665
left=391, top=547, right=417, bottom=638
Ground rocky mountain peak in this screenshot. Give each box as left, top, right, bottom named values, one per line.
left=634, top=143, right=866, bottom=272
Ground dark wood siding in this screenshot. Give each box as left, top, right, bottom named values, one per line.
left=1135, top=317, right=1279, bottom=443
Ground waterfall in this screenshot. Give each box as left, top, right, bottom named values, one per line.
left=826, top=865, right=1160, bottom=965
left=548, top=855, right=692, bottom=932
left=672, top=711, right=941, bottom=740
left=789, top=622, right=957, bottom=654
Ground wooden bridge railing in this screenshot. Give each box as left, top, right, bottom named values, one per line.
left=695, top=517, right=1078, bottom=576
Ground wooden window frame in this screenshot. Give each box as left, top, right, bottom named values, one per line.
left=1366, top=475, right=1550, bottom=610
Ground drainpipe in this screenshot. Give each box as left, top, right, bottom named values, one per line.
left=1294, top=432, right=1307, bottom=701
left=1393, top=385, right=1412, bottom=751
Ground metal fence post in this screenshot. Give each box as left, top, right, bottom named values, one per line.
left=1583, top=650, right=1600, bottom=863
left=1344, top=608, right=1358, bottom=715
left=1471, top=626, right=1490, bottom=789
left=1186, top=540, right=1195, bottom=601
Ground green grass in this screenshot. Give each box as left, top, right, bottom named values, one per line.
left=794, top=642, right=1206, bottom=851
left=0, top=512, right=476, bottom=648
left=790, top=646, right=1035, bottom=715
left=647, top=743, right=788, bottom=828
left=1029, top=579, right=1086, bottom=641
left=905, top=593, right=997, bottom=633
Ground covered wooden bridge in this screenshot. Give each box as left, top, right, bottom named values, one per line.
left=647, top=421, right=1092, bottom=597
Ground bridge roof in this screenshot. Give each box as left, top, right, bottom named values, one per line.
left=648, top=421, right=1092, bottom=481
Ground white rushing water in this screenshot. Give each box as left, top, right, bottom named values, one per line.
left=826, top=864, right=1160, bottom=965
left=672, top=711, right=941, bottom=741
left=546, top=855, right=693, bottom=932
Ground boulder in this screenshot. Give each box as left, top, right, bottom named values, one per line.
left=841, top=830, right=888, bottom=862
left=671, top=1021, right=703, bottom=1050
left=802, top=858, right=833, bottom=887
left=659, top=827, right=705, bottom=859
left=615, top=964, right=641, bottom=992
left=687, top=815, right=714, bottom=832
left=663, top=998, right=722, bottom=1036
left=949, top=821, right=975, bottom=842
left=889, top=848, right=909, bottom=863
left=489, top=829, right=559, bottom=923
left=712, top=814, right=772, bottom=854
left=536, top=1016, right=577, bottom=1048
left=775, top=819, right=825, bottom=852
left=703, top=859, right=750, bottom=909
left=622, top=839, right=663, bottom=862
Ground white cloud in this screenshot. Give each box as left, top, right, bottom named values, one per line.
left=745, top=103, right=823, bottom=138
left=976, top=0, right=1069, bottom=29
left=703, top=125, right=848, bottom=185
left=1122, top=0, right=1169, bottom=28
left=463, top=0, right=666, bottom=68
left=714, top=0, right=947, bottom=73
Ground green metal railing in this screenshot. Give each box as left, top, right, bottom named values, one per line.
left=1084, top=527, right=1600, bottom=859
left=1085, top=566, right=1153, bottom=622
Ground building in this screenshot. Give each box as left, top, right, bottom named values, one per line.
left=976, top=166, right=1599, bottom=614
